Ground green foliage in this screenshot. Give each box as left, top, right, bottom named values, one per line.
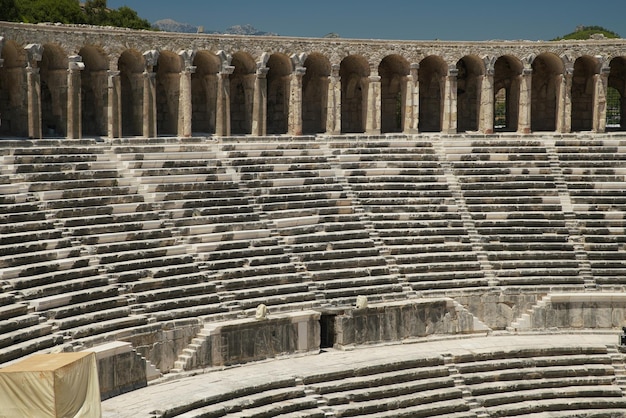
left=553, top=25, right=620, bottom=41
left=5, top=0, right=153, bottom=30
left=16, top=0, right=85, bottom=24
left=0, top=0, right=20, bottom=21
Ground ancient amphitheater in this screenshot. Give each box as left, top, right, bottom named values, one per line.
left=3, top=20, right=626, bottom=417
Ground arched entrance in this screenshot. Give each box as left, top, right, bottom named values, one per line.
left=40, top=44, right=68, bottom=137
left=418, top=55, right=447, bottom=132
left=493, top=55, right=523, bottom=132
left=156, top=51, right=182, bottom=136
left=302, top=53, right=330, bottom=134
left=571, top=56, right=599, bottom=132
left=608, top=57, right=626, bottom=131
left=456, top=55, right=484, bottom=132
left=266, top=53, right=291, bottom=135
left=340, top=55, right=369, bottom=134
left=379, top=55, right=409, bottom=134
left=230, top=52, right=256, bottom=135
left=191, top=51, right=220, bottom=135
left=118, top=49, right=145, bottom=136
left=0, top=40, right=28, bottom=137
left=79, top=45, right=109, bottom=137
left=531, top=53, right=564, bottom=132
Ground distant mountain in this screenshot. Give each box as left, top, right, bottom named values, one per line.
left=153, top=19, right=202, bottom=34
left=153, top=19, right=277, bottom=36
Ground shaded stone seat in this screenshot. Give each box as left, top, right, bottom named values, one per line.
left=28, top=285, right=120, bottom=312
left=67, top=314, right=149, bottom=339
left=0, top=253, right=89, bottom=281
left=0, top=227, right=62, bottom=246
left=0, top=245, right=80, bottom=270
left=82, top=228, right=174, bottom=248
left=103, top=253, right=194, bottom=284
left=0, top=313, right=40, bottom=334
left=37, top=184, right=139, bottom=201
left=40, top=193, right=145, bottom=210
left=0, top=333, right=64, bottom=365
left=51, top=202, right=155, bottom=220
left=134, top=282, right=218, bottom=305
left=0, top=301, right=28, bottom=320
left=14, top=274, right=111, bottom=301
left=54, top=305, right=133, bottom=332
left=484, top=397, right=626, bottom=417
left=45, top=295, right=129, bottom=320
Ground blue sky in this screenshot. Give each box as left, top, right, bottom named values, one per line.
left=108, top=0, right=626, bottom=41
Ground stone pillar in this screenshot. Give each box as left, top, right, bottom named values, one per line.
left=403, top=63, right=419, bottom=134
left=479, top=59, right=495, bottom=134
left=215, top=51, right=233, bottom=137
left=365, top=68, right=381, bottom=134
left=326, top=64, right=341, bottom=135
left=178, top=50, right=196, bottom=138
left=252, top=66, right=268, bottom=136
left=517, top=67, right=532, bottom=134
left=24, top=44, right=43, bottom=139
left=142, top=50, right=158, bottom=138
left=556, top=66, right=572, bottom=133
left=107, top=70, right=122, bottom=138
left=288, top=65, right=306, bottom=136
left=442, top=66, right=458, bottom=134
left=66, top=55, right=85, bottom=139
left=593, top=66, right=610, bottom=133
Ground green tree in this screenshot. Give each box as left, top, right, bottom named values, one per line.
left=0, top=0, right=20, bottom=21
left=103, top=6, right=152, bottom=30
left=16, top=0, right=85, bottom=24
left=553, top=25, right=620, bottom=41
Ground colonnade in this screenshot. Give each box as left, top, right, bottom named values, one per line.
left=0, top=34, right=625, bottom=139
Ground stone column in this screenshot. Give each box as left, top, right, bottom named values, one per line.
left=479, top=59, right=495, bottom=134
left=517, top=67, right=532, bottom=134
left=442, top=66, right=458, bottom=134
left=215, top=51, right=233, bottom=137
left=403, top=63, right=419, bottom=134
left=252, top=66, right=268, bottom=136
left=288, top=65, right=306, bottom=136
left=107, top=70, right=122, bottom=138
left=216, top=65, right=234, bottom=137
left=66, top=55, right=85, bottom=139
left=178, top=50, right=196, bottom=138
left=24, top=44, right=43, bottom=139
left=365, top=68, right=381, bottom=134
left=556, top=66, right=572, bottom=133
left=593, top=66, right=610, bottom=133
left=326, top=64, right=341, bottom=135
left=142, top=50, right=158, bottom=138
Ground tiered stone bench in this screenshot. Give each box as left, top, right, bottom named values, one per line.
left=556, top=138, right=626, bottom=286
left=454, top=345, right=626, bottom=416
left=445, top=139, right=581, bottom=286
left=332, top=139, right=487, bottom=291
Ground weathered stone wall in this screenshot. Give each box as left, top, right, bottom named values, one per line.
left=331, top=299, right=488, bottom=348
left=1, top=22, right=625, bottom=139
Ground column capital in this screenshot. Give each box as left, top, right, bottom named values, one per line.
left=24, top=43, right=43, bottom=67
left=294, top=66, right=306, bottom=77
left=290, top=52, right=307, bottom=70
left=220, top=65, right=235, bottom=76
left=256, top=66, right=269, bottom=78
left=369, top=75, right=381, bottom=83
left=143, top=49, right=159, bottom=69
left=108, top=70, right=121, bottom=78
left=68, top=55, right=85, bottom=72
left=448, top=68, right=459, bottom=77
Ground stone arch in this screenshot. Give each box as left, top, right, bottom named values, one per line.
left=379, top=54, right=409, bottom=134
left=192, top=51, right=220, bottom=134
left=608, top=56, right=626, bottom=130
left=456, top=55, right=484, bottom=132
left=340, top=55, right=369, bottom=134
left=118, top=49, right=145, bottom=136
left=302, top=52, right=330, bottom=134
left=230, top=51, right=256, bottom=135
left=0, top=40, right=28, bottom=137
left=156, top=51, right=182, bottom=136
left=494, top=55, right=523, bottom=132
left=531, top=52, right=564, bottom=132
left=571, top=55, right=599, bottom=132
left=40, top=43, right=68, bottom=137
left=79, top=45, right=109, bottom=137
left=418, top=55, right=447, bottom=132
left=266, top=53, right=291, bottom=135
